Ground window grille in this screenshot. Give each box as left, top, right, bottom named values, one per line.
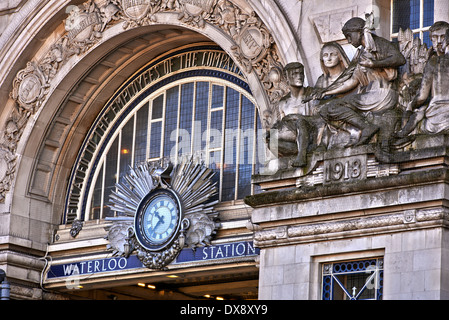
left=322, top=258, right=384, bottom=300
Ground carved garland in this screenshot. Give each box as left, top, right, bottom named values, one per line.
left=0, top=0, right=287, bottom=203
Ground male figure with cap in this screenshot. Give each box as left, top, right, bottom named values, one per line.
left=316, top=16, right=406, bottom=148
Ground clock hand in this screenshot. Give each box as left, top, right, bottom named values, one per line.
left=151, top=211, right=165, bottom=234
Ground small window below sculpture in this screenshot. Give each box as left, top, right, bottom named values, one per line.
left=322, top=258, right=384, bottom=300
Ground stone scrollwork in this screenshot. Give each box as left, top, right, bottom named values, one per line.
left=11, top=62, right=49, bottom=114
left=177, top=0, right=215, bottom=28
left=63, top=1, right=104, bottom=56
left=69, top=219, right=84, bottom=237
left=0, top=0, right=285, bottom=203
left=0, top=148, right=16, bottom=203
left=120, top=0, right=163, bottom=28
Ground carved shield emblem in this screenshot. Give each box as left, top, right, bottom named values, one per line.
left=121, top=0, right=151, bottom=20
left=18, top=74, right=42, bottom=105
left=66, top=8, right=101, bottom=43
left=11, top=62, right=47, bottom=112
left=180, top=0, right=215, bottom=16
left=237, top=24, right=270, bottom=64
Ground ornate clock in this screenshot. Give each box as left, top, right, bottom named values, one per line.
left=106, top=159, right=220, bottom=270
left=134, top=188, right=182, bottom=251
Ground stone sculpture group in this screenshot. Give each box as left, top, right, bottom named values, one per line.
left=266, top=16, right=449, bottom=169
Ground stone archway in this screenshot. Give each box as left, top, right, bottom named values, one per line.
left=0, top=0, right=295, bottom=214
left=0, top=0, right=306, bottom=298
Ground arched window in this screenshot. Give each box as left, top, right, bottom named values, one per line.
left=65, top=46, right=264, bottom=223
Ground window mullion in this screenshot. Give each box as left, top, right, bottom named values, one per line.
left=219, top=86, right=226, bottom=202
left=115, top=131, right=122, bottom=217
left=146, top=99, right=152, bottom=161
left=205, top=82, right=212, bottom=166
left=160, top=92, right=167, bottom=160
left=191, top=82, right=197, bottom=156
left=174, top=84, right=181, bottom=165
left=251, top=107, right=257, bottom=195
left=131, top=114, right=136, bottom=167
left=234, top=93, right=243, bottom=201
left=420, top=0, right=424, bottom=29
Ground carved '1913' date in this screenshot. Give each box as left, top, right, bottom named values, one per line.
left=324, top=155, right=366, bottom=183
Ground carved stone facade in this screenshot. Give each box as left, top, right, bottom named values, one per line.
left=1, top=0, right=449, bottom=301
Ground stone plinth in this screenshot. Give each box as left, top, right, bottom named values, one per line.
left=246, top=134, right=449, bottom=300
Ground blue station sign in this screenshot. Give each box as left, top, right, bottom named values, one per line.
left=46, top=241, right=259, bottom=279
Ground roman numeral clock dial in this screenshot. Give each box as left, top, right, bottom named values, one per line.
left=134, top=189, right=181, bottom=251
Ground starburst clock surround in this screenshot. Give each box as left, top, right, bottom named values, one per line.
left=106, top=158, right=220, bottom=270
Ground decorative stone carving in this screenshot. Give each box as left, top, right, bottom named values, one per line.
left=264, top=14, right=449, bottom=175
left=310, top=6, right=357, bottom=43
left=177, top=0, right=215, bottom=28
left=295, top=152, right=399, bottom=188
left=106, top=158, right=220, bottom=269
left=253, top=208, right=449, bottom=247
left=69, top=219, right=83, bottom=237
left=11, top=62, right=48, bottom=114
left=316, top=16, right=406, bottom=150
left=265, top=62, right=324, bottom=168
left=395, top=21, right=449, bottom=137
left=63, top=1, right=103, bottom=55
left=403, top=209, right=416, bottom=223
left=231, top=19, right=272, bottom=72
left=1, top=0, right=285, bottom=203
left=0, top=148, right=17, bottom=203
left=120, top=0, right=161, bottom=28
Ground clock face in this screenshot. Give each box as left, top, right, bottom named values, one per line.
left=134, top=189, right=181, bottom=251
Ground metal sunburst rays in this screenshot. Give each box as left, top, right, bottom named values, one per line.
left=169, top=157, right=219, bottom=215
left=108, top=161, right=159, bottom=217
left=105, top=157, right=221, bottom=265
left=109, top=157, right=218, bottom=217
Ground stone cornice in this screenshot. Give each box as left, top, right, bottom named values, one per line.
left=253, top=207, right=449, bottom=248
left=245, top=167, right=449, bottom=208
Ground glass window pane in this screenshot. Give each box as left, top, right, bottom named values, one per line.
left=193, top=82, right=209, bottom=155
left=103, top=136, right=119, bottom=218
left=423, top=0, right=434, bottom=28
left=393, top=0, right=419, bottom=33
left=209, top=150, right=221, bottom=203
left=410, top=0, right=420, bottom=30
left=119, top=118, right=134, bottom=183
left=152, top=94, right=164, bottom=119
left=253, top=113, right=264, bottom=195
left=164, top=86, right=179, bottom=158
left=90, top=163, right=103, bottom=220
left=149, top=121, right=162, bottom=158
left=211, top=84, right=224, bottom=109
left=322, top=259, right=383, bottom=300
left=134, top=103, right=148, bottom=166
left=238, top=96, right=254, bottom=199
left=422, top=30, right=431, bottom=48
left=209, top=110, right=223, bottom=150
left=89, top=78, right=258, bottom=215
left=178, top=83, right=194, bottom=157
left=222, top=88, right=239, bottom=201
